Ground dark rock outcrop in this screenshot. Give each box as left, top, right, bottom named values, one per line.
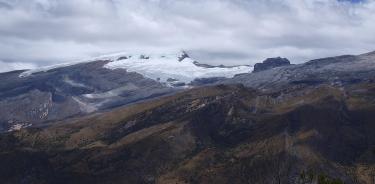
left=139, top=55, right=150, bottom=59
left=178, top=51, right=190, bottom=62
left=117, top=56, right=128, bottom=60
left=253, top=57, right=291, bottom=72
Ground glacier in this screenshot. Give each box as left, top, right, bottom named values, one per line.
left=19, top=51, right=253, bottom=86
left=103, top=51, right=253, bottom=85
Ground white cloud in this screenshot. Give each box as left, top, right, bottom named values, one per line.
left=0, top=0, right=374, bottom=66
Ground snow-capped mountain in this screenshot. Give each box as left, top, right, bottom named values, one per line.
left=3, top=50, right=375, bottom=183
left=19, top=51, right=252, bottom=87
left=1, top=50, right=252, bottom=132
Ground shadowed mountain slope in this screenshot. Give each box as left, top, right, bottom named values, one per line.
left=1, top=82, right=375, bottom=183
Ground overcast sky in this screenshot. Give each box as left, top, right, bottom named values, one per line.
left=0, top=0, right=375, bottom=72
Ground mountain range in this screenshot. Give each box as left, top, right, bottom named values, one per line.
left=1, top=50, right=375, bottom=183
left=0, top=51, right=251, bottom=132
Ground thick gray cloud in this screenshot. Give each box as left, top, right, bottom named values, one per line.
left=0, top=0, right=375, bottom=72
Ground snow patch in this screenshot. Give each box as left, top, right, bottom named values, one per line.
left=0, top=61, right=36, bottom=73
left=19, top=62, right=80, bottom=78
left=72, top=97, right=98, bottom=113
left=83, top=83, right=139, bottom=99
left=7, top=123, right=32, bottom=132
left=18, top=52, right=130, bottom=78
left=63, top=76, right=89, bottom=88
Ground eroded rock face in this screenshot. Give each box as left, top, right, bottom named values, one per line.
left=253, top=57, right=291, bottom=73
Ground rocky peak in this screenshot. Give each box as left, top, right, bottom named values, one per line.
left=178, top=51, right=190, bottom=62
left=139, top=55, right=150, bottom=59
left=253, top=57, right=290, bottom=73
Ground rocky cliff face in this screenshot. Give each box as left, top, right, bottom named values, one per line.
left=253, top=57, right=291, bottom=73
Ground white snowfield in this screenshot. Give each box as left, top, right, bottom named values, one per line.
left=104, top=52, right=252, bottom=85
left=19, top=51, right=253, bottom=85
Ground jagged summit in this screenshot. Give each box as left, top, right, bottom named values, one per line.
left=178, top=50, right=190, bottom=62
